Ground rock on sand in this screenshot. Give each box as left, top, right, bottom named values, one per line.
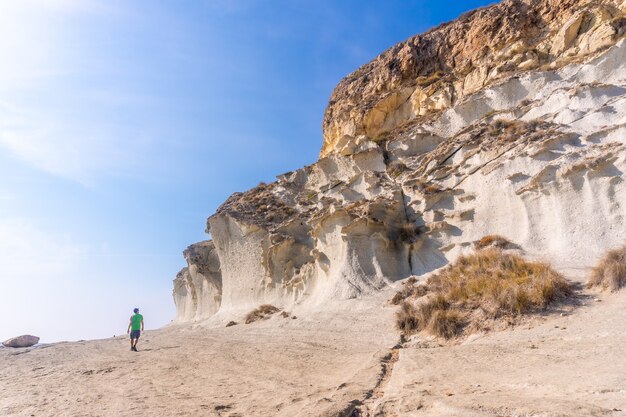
left=2, top=335, right=40, bottom=348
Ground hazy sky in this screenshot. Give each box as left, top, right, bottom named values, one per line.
left=0, top=0, right=494, bottom=343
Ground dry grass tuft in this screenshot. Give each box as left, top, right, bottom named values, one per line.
left=587, top=245, right=626, bottom=291
left=427, top=309, right=464, bottom=340
left=245, top=304, right=281, bottom=324
left=475, top=235, right=513, bottom=250
left=396, top=302, right=420, bottom=334
left=396, top=249, right=572, bottom=339
left=397, top=223, right=421, bottom=244
left=390, top=278, right=428, bottom=305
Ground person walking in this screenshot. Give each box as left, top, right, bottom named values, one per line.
left=127, top=308, right=144, bottom=352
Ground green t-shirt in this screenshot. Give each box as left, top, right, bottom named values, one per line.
left=131, top=314, right=143, bottom=331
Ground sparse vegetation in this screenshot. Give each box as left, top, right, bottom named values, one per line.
left=225, top=321, right=238, bottom=327
left=216, top=182, right=298, bottom=228
left=395, top=249, right=572, bottom=339
left=397, top=222, right=421, bottom=244
left=587, top=245, right=626, bottom=291
left=427, top=309, right=464, bottom=340
left=475, top=235, right=513, bottom=250
left=488, top=119, right=517, bottom=137
left=390, top=279, right=428, bottom=305
left=387, top=160, right=408, bottom=178
left=415, top=71, right=445, bottom=87
left=423, top=184, right=443, bottom=194
left=411, top=179, right=444, bottom=195
left=396, top=302, right=420, bottom=334
left=245, top=304, right=281, bottom=324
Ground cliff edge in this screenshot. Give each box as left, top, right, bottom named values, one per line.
left=173, top=0, right=626, bottom=323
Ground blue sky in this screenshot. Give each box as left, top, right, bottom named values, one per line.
left=0, top=0, right=495, bottom=343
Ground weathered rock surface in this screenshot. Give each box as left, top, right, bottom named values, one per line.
left=173, top=241, right=222, bottom=322
left=173, top=0, right=626, bottom=322
left=322, top=0, right=626, bottom=156
left=2, top=335, right=40, bottom=348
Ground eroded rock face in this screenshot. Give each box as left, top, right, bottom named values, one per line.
left=321, top=0, right=626, bottom=156
left=173, top=0, right=626, bottom=321
left=3, top=335, right=39, bottom=348
left=173, top=241, right=222, bottom=322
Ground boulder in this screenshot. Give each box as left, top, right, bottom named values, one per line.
left=2, top=335, right=40, bottom=348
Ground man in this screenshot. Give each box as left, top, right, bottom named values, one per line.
left=127, top=308, right=144, bottom=352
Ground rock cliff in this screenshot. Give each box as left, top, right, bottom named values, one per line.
left=173, top=0, right=626, bottom=322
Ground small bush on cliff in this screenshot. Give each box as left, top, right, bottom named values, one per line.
left=398, top=222, right=421, bottom=244
left=245, top=304, right=280, bottom=324
left=587, top=245, right=626, bottom=291
left=396, top=249, right=572, bottom=339
left=475, top=235, right=513, bottom=250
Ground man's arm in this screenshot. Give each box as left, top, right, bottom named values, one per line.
left=141, top=317, right=144, bottom=331
left=127, top=317, right=132, bottom=334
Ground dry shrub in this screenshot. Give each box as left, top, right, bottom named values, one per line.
left=225, top=321, right=238, bottom=327
left=245, top=304, right=280, bottom=324
left=475, top=235, right=513, bottom=250
left=431, top=249, right=571, bottom=315
left=398, top=223, right=420, bottom=244
left=396, top=302, right=419, bottom=334
left=396, top=249, right=572, bottom=339
left=486, top=119, right=535, bottom=140
left=428, top=309, right=464, bottom=340
left=390, top=279, right=428, bottom=305
left=588, top=245, right=626, bottom=291
left=390, top=290, right=407, bottom=305
left=423, top=184, right=443, bottom=194
left=410, top=179, right=444, bottom=195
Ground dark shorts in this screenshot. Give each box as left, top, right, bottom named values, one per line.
left=130, top=330, right=141, bottom=339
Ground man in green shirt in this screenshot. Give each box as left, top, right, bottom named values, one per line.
left=127, top=308, right=144, bottom=352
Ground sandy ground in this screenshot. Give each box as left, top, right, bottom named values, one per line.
left=0, top=296, right=398, bottom=417
left=2, top=286, right=626, bottom=417
left=363, top=290, right=626, bottom=417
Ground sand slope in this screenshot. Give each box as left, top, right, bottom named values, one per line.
left=366, top=291, right=626, bottom=416
left=0, top=297, right=397, bottom=417
left=2, top=287, right=626, bottom=417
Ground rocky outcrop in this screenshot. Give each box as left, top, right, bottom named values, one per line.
left=321, top=0, right=626, bottom=156
left=3, top=335, right=40, bottom=348
left=173, top=0, right=626, bottom=322
left=172, top=241, right=222, bottom=322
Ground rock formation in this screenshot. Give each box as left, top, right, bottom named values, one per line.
left=173, top=0, right=626, bottom=322
left=172, top=241, right=222, bottom=321
left=3, top=335, right=40, bottom=348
